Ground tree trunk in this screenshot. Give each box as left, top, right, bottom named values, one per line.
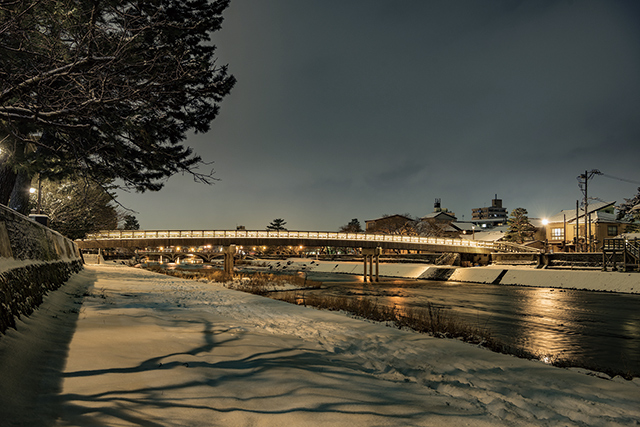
left=8, top=170, right=32, bottom=215
left=0, top=160, right=17, bottom=206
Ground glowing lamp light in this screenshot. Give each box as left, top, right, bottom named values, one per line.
left=541, top=219, right=549, bottom=226
left=29, top=187, right=36, bottom=194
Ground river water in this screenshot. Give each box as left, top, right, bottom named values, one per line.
left=297, top=271, right=640, bottom=377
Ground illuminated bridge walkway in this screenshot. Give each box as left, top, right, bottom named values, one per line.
left=77, top=229, right=539, bottom=255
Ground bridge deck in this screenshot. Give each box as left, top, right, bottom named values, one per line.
left=76, top=230, right=540, bottom=254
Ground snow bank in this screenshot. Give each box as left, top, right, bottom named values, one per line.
left=260, top=258, right=640, bottom=294
left=261, top=258, right=431, bottom=278
left=447, top=266, right=640, bottom=294
left=1, top=265, right=638, bottom=426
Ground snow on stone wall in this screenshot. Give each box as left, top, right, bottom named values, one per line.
left=0, top=204, right=83, bottom=334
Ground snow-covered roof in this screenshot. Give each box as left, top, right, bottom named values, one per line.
left=459, top=226, right=507, bottom=242
left=592, top=211, right=620, bottom=223
left=420, top=211, right=457, bottom=221
left=365, top=214, right=413, bottom=223
left=451, top=222, right=475, bottom=232
left=619, top=232, right=640, bottom=239
left=546, top=201, right=615, bottom=223
left=529, top=218, right=546, bottom=228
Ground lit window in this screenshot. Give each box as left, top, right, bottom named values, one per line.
left=551, top=228, right=564, bottom=240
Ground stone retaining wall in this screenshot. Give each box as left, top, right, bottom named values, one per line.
left=0, top=204, right=83, bottom=334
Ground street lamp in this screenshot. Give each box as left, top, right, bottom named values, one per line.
left=28, top=174, right=43, bottom=214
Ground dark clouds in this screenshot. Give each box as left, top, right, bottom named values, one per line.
left=116, top=0, right=640, bottom=230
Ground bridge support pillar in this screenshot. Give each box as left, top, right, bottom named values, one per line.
left=362, top=247, right=381, bottom=282
left=224, top=245, right=236, bottom=276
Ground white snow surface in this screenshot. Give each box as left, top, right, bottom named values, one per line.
left=1, top=264, right=639, bottom=426
left=262, top=258, right=640, bottom=294
left=0, top=257, right=51, bottom=274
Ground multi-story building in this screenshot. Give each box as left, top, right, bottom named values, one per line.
left=472, top=195, right=508, bottom=226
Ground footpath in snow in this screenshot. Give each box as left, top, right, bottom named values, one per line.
left=0, top=264, right=639, bottom=426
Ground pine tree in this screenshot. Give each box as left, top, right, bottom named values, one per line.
left=267, top=218, right=287, bottom=231
left=0, top=0, right=235, bottom=207
left=339, top=218, right=363, bottom=233
left=504, top=207, right=536, bottom=243
left=122, top=215, right=140, bottom=231
left=616, top=187, right=640, bottom=232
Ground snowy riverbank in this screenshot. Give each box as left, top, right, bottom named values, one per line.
left=259, top=258, right=640, bottom=294
left=1, top=264, right=639, bottom=426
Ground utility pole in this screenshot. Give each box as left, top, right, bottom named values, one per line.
left=577, top=169, right=601, bottom=252
left=576, top=200, right=580, bottom=252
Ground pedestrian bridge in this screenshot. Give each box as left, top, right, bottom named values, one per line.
left=77, top=229, right=539, bottom=255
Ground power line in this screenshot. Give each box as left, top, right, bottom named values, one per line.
left=600, top=173, right=640, bottom=185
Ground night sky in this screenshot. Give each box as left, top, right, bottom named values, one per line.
left=116, top=0, right=640, bottom=231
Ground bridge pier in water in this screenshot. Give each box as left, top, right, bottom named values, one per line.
left=362, top=247, right=381, bottom=282
left=224, top=245, right=236, bottom=276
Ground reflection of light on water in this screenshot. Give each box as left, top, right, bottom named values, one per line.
left=384, top=295, right=408, bottom=316
left=623, top=319, right=640, bottom=340
left=622, top=319, right=640, bottom=357
left=519, top=287, right=575, bottom=361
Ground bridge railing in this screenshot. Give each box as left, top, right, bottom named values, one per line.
left=85, top=230, right=540, bottom=253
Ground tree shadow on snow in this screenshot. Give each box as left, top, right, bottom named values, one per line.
left=52, top=314, right=481, bottom=426
left=0, top=267, right=98, bottom=427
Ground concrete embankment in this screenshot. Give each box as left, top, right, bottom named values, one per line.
left=259, top=258, right=640, bottom=294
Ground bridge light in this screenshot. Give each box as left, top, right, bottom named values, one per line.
left=176, top=246, right=181, bottom=252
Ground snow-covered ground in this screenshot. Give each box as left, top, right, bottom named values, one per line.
left=1, top=264, right=639, bottom=426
